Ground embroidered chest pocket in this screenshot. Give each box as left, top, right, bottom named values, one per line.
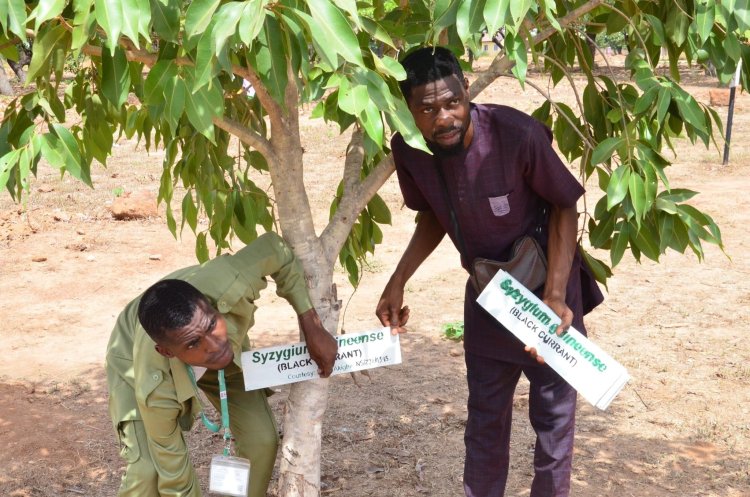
left=488, top=192, right=512, bottom=217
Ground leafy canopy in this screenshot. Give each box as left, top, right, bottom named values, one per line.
left=0, top=0, right=746, bottom=286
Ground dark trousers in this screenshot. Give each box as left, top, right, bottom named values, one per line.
left=463, top=351, right=577, bottom=497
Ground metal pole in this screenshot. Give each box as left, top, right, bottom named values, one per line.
left=723, top=59, right=743, bottom=166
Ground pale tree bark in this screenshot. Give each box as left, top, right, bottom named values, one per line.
left=0, top=59, right=14, bottom=96
left=269, top=62, right=342, bottom=497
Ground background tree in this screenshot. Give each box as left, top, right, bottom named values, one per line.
left=0, top=0, right=747, bottom=495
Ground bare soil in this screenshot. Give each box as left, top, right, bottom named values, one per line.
left=1, top=56, right=749, bottom=497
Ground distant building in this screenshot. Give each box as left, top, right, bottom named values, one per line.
left=480, top=32, right=502, bottom=53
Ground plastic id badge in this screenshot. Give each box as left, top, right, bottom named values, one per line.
left=209, top=455, right=251, bottom=497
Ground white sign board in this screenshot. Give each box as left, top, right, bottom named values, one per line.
left=241, top=327, right=400, bottom=391
left=476, top=270, right=629, bottom=410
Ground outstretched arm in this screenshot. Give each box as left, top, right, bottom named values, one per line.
left=376, top=210, right=446, bottom=334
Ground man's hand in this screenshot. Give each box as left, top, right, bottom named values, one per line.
left=376, top=279, right=410, bottom=335
left=525, top=296, right=574, bottom=365
left=298, top=309, right=338, bottom=378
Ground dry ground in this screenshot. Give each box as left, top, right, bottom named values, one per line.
left=1, top=56, right=749, bottom=497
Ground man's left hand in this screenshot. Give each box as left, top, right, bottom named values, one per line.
left=298, top=309, right=338, bottom=378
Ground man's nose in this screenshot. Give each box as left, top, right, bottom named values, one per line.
left=435, top=107, right=452, bottom=125
left=204, top=332, right=223, bottom=352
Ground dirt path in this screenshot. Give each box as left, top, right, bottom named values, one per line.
left=1, top=60, right=749, bottom=497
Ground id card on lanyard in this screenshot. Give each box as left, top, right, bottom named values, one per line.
left=187, top=366, right=251, bottom=496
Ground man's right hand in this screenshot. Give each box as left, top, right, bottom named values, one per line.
left=376, top=279, right=410, bottom=335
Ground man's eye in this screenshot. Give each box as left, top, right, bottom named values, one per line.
left=209, top=317, right=217, bottom=331
left=187, top=339, right=201, bottom=349
left=422, top=107, right=433, bottom=114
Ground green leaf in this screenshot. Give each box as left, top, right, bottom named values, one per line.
left=239, top=0, right=265, bottom=46
left=644, top=14, right=666, bottom=46
left=5, top=0, right=27, bottom=39
left=193, top=19, right=218, bottom=91
left=33, top=0, right=66, bottom=30
left=367, top=193, right=391, bottom=224
left=212, top=1, right=244, bottom=56
left=729, top=0, right=750, bottom=31
left=49, top=124, right=91, bottom=186
left=372, top=54, right=406, bottom=80
left=665, top=2, right=690, bottom=46
left=655, top=86, right=671, bottom=125
left=630, top=221, right=660, bottom=261
left=606, top=165, right=630, bottom=210
left=509, top=0, right=532, bottom=28
left=247, top=16, right=288, bottom=104
left=361, top=17, right=395, bottom=49
left=628, top=172, right=646, bottom=223
left=360, top=101, right=384, bottom=146
left=611, top=221, right=629, bottom=266
left=71, top=0, right=95, bottom=51
left=590, top=211, right=615, bottom=248
left=673, top=90, right=706, bottom=130
left=695, top=0, right=716, bottom=44
left=456, top=0, right=487, bottom=45
left=591, top=137, right=622, bottom=165
left=657, top=213, right=674, bottom=254
left=164, top=76, right=186, bottom=133
left=484, top=0, right=509, bottom=36
left=144, top=60, right=177, bottom=105
left=27, top=25, right=71, bottom=82
left=150, top=0, right=180, bottom=43
left=121, top=0, right=148, bottom=47
left=101, top=46, right=131, bottom=108
left=508, top=32, right=528, bottom=84
left=658, top=188, right=698, bottom=203
left=181, top=191, right=199, bottom=231
left=185, top=0, right=220, bottom=38
left=306, top=0, right=365, bottom=66
left=338, top=83, right=369, bottom=115
left=581, top=249, right=612, bottom=287
left=95, top=0, right=123, bottom=54
left=0, top=149, right=20, bottom=192
left=196, top=232, right=210, bottom=262
left=184, top=74, right=224, bottom=142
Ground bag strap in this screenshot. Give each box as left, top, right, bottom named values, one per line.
left=434, top=158, right=472, bottom=266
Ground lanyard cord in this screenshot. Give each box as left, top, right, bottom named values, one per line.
left=186, top=366, right=233, bottom=456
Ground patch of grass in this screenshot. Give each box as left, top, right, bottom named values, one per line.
left=441, top=321, right=464, bottom=342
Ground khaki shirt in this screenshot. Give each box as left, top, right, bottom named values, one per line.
left=105, top=232, right=312, bottom=495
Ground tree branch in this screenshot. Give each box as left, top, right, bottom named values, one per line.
left=212, top=116, right=276, bottom=163
left=342, top=126, right=365, bottom=198
left=321, top=153, right=395, bottom=262
left=239, top=59, right=284, bottom=132
left=470, top=0, right=605, bottom=96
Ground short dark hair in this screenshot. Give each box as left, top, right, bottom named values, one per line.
left=398, top=46, right=464, bottom=101
left=137, top=279, right=208, bottom=344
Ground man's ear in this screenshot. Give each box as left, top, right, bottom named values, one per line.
left=155, top=343, right=175, bottom=358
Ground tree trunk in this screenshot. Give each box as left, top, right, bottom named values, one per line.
left=0, top=60, right=14, bottom=96
left=268, top=73, right=342, bottom=496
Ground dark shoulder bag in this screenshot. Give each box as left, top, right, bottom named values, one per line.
left=434, top=160, right=547, bottom=294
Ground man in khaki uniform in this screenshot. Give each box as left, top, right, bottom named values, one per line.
left=106, top=232, right=338, bottom=497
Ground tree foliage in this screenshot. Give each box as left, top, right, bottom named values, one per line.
left=0, top=0, right=744, bottom=289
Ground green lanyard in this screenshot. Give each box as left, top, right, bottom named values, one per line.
left=186, top=366, right=232, bottom=456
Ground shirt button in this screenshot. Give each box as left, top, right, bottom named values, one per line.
left=153, top=374, right=159, bottom=381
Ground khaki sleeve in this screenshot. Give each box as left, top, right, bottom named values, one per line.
left=232, top=232, right=313, bottom=315
left=138, top=375, right=202, bottom=497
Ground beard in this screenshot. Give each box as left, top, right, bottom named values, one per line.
left=426, top=121, right=470, bottom=158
